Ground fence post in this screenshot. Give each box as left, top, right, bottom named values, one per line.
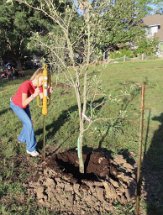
left=123, top=55, right=126, bottom=62
left=135, top=83, right=145, bottom=215
left=142, top=53, right=144, bottom=61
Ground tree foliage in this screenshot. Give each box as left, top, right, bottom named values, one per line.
left=0, top=0, right=159, bottom=66
left=96, top=0, right=148, bottom=53
left=135, top=38, right=159, bottom=55
left=0, top=0, right=51, bottom=67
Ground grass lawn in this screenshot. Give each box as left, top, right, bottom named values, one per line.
left=0, top=59, right=163, bottom=214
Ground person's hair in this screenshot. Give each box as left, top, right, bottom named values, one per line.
left=30, top=68, right=44, bottom=81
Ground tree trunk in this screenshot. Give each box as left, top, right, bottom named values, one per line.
left=74, top=72, right=85, bottom=174
left=16, top=59, right=23, bottom=71
left=78, top=125, right=84, bottom=173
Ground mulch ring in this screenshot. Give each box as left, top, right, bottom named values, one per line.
left=27, top=147, right=137, bottom=215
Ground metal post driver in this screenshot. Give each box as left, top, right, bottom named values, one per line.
left=37, top=64, right=51, bottom=159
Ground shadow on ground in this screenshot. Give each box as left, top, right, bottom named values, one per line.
left=143, top=112, right=163, bottom=215
left=36, top=97, right=105, bottom=150
left=0, top=108, right=10, bottom=116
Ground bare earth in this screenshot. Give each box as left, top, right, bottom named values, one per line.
left=27, top=148, right=137, bottom=215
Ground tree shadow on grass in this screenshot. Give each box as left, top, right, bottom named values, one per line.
left=36, top=97, right=105, bottom=150
left=0, top=108, right=10, bottom=116
left=98, top=83, right=140, bottom=149
left=142, top=112, right=163, bottom=215
left=36, top=103, right=78, bottom=150
left=0, top=79, right=11, bottom=88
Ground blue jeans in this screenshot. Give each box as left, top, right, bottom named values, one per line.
left=10, top=100, right=37, bottom=152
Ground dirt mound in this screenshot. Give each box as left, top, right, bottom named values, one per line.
left=28, top=148, right=137, bottom=214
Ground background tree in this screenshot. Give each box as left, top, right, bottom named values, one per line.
left=96, top=0, right=149, bottom=57
left=0, top=0, right=51, bottom=69
left=0, top=0, right=157, bottom=68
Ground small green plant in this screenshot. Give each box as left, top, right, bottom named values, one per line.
left=112, top=201, right=135, bottom=215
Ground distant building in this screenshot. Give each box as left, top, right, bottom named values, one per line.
left=143, top=14, right=163, bottom=56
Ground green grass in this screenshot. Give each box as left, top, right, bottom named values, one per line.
left=0, top=59, right=163, bottom=214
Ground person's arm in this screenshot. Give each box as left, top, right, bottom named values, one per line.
left=22, top=88, right=40, bottom=107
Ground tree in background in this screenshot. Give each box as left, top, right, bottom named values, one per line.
left=98, top=0, right=149, bottom=58
left=0, top=0, right=51, bottom=69
left=0, top=0, right=158, bottom=68
left=72, top=0, right=154, bottom=59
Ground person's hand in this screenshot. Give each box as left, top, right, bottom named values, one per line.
left=48, top=86, right=53, bottom=94
left=33, top=87, right=40, bottom=98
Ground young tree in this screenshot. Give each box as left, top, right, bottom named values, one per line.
left=14, top=0, right=151, bottom=173
left=16, top=0, right=109, bottom=173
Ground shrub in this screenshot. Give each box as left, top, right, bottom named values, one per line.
left=135, top=38, right=158, bottom=56
left=110, top=49, right=134, bottom=59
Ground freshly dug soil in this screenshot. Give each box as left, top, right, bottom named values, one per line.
left=28, top=148, right=137, bottom=214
